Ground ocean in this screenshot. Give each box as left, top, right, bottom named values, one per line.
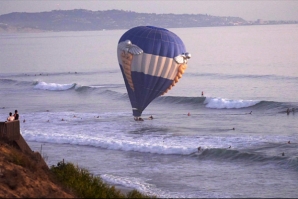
left=1, top=24, right=298, bottom=198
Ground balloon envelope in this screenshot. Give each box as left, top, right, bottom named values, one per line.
left=117, top=26, right=188, bottom=117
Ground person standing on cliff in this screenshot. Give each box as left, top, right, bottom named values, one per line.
left=13, top=110, right=19, bottom=120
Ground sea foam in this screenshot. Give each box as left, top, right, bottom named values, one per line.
left=204, top=97, right=260, bottom=109
left=34, top=81, right=76, bottom=91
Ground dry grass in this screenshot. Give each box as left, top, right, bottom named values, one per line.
left=0, top=141, right=75, bottom=198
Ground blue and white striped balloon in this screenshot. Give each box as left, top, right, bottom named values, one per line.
left=117, top=26, right=190, bottom=118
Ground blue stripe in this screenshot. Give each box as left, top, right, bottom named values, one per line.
left=119, top=26, right=186, bottom=58
left=128, top=71, right=173, bottom=117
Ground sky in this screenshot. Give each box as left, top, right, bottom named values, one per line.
left=1, top=0, right=298, bottom=21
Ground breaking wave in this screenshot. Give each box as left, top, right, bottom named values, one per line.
left=204, top=97, right=260, bottom=109
left=33, top=81, right=76, bottom=91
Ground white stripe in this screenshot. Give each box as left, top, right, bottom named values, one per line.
left=132, top=53, right=179, bottom=80
left=117, top=50, right=179, bottom=80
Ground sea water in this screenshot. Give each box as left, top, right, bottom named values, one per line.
left=0, top=24, right=298, bottom=198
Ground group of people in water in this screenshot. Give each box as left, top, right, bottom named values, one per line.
left=286, top=108, right=295, bottom=115
left=6, top=110, right=19, bottom=122
left=134, top=115, right=154, bottom=121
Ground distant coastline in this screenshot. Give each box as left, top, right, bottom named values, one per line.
left=0, top=9, right=297, bottom=33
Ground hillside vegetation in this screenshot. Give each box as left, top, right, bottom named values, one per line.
left=0, top=140, right=153, bottom=198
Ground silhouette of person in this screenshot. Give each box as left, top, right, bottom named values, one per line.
left=7, top=112, right=14, bottom=122
left=13, top=110, right=19, bottom=120
left=149, top=115, right=153, bottom=120
left=134, top=117, right=144, bottom=121
left=201, top=91, right=204, bottom=96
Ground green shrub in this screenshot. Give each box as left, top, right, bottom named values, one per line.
left=50, top=160, right=154, bottom=198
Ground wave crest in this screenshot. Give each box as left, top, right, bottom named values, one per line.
left=204, top=97, right=260, bottom=109
left=33, top=81, right=76, bottom=91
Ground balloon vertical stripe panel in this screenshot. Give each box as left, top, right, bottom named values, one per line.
left=131, top=54, right=178, bottom=79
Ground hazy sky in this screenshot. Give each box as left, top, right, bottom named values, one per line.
left=1, top=0, right=298, bottom=21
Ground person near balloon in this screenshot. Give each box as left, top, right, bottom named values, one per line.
left=134, top=117, right=144, bottom=121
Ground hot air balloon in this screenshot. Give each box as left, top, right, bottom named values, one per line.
left=117, top=26, right=191, bottom=120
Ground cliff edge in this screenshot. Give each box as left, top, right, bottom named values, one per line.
left=0, top=121, right=76, bottom=198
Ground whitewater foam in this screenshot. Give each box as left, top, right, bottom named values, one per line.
left=101, top=174, right=168, bottom=197
left=15, top=109, right=297, bottom=158
left=33, top=81, right=76, bottom=91
left=204, top=97, right=260, bottom=109
left=101, top=173, right=228, bottom=198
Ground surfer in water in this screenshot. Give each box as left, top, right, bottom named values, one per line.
left=287, top=108, right=290, bottom=115
left=134, top=117, right=144, bottom=121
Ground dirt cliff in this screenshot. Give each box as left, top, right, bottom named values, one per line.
left=0, top=140, right=76, bottom=198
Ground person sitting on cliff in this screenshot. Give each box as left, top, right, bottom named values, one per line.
left=7, top=112, right=15, bottom=122
left=13, top=110, right=19, bottom=120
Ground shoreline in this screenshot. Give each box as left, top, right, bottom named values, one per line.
left=113, top=184, right=135, bottom=195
